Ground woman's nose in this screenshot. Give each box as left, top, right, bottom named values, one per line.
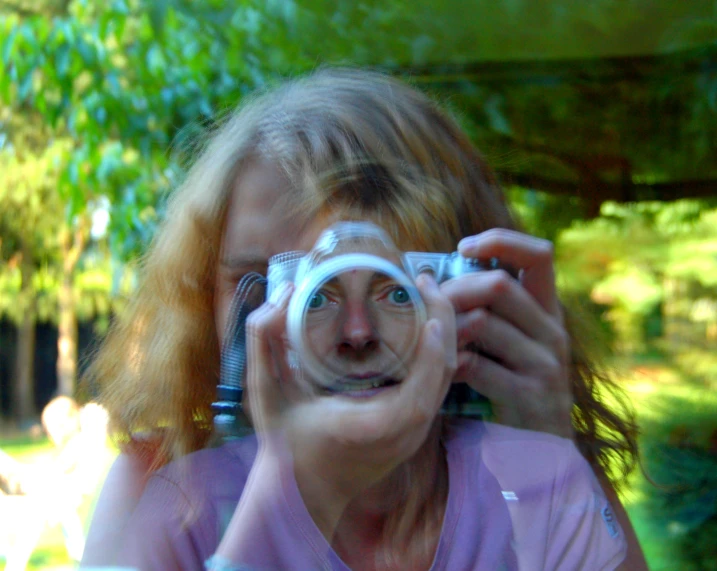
left=338, top=300, right=378, bottom=355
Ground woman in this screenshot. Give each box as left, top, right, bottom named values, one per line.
left=83, top=68, right=646, bottom=570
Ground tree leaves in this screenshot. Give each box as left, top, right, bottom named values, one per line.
left=1, top=0, right=715, bottom=328
left=556, top=199, right=717, bottom=353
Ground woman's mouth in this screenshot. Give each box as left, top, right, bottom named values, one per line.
left=323, top=373, right=400, bottom=395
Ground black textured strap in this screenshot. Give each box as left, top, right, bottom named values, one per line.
left=212, top=272, right=267, bottom=440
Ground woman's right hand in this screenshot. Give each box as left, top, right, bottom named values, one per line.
left=243, top=273, right=457, bottom=537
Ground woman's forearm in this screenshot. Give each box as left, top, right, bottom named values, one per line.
left=81, top=453, right=150, bottom=567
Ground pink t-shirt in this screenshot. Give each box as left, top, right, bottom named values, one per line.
left=119, top=420, right=626, bottom=570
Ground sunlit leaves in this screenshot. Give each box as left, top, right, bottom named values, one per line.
left=556, top=199, right=717, bottom=352
left=592, top=264, right=663, bottom=314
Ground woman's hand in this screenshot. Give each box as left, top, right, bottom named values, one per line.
left=243, top=273, right=457, bottom=537
left=441, top=228, right=573, bottom=438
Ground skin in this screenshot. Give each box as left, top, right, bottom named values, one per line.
left=449, top=232, right=574, bottom=438
left=449, top=231, right=647, bottom=570
left=303, top=269, right=420, bottom=390
left=82, top=158, right=648, bottom=569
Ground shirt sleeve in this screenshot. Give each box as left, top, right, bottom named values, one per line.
left=545, top=445, right=628, bottom=571
left=117, top=472, right=214, bottom=571
left=116, top=446, right=339, bottom=571
left=477, top=423, right=627, bottom=571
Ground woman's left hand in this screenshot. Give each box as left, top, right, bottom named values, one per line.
left=440, top=228, right=574, bottom=438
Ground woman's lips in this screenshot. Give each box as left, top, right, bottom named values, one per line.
left=344, top=372, right=386, bottom=381
left=324, top=374, right=400, bottom=394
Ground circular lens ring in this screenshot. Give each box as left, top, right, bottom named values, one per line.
left=287, top=253, right=427, bottom=388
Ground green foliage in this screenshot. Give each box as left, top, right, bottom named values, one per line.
left=594, top=264, right=663, bottom=314
left=555, top=200, right=717, bottom=353
left=562, top=197, right=717, bottom=571
left=505, top=187, right=588, bottom=241
left=1, top=3, right=171, bottom=257
left=3, top=0, right=716, bottom=257
left=633, top=379, right=717, bottom=571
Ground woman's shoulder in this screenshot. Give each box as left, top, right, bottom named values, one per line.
left=444, top=418, right=586, bottom=486
left=445, top=417, right=575, bottom=453
left=443, top=419, right=627, bottom=570
left=129, top=435, right=259, bottom=521
left=108, top=435, right=259, bottom=566
left=148, top=435, right=259, bottom=491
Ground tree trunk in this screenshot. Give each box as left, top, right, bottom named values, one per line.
left=56, top=221, right=87, bottom=397
left=12, top=241, right=36, bottom=423
left=57, top=271, right=76, bottom=396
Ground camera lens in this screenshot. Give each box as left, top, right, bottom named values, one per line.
left=287, top=254, right=426, bottom=393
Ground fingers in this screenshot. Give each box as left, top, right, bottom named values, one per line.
left=391, top=275, right=456, bottom=428
left=449, top=230, right=574, bottom=438
left=453, top=304, right=568, bottom=412
left=454, top=350, right=515, bottom=403
left=458, top=228, right=562, bottom=320
left=443, top=271, right=569, bottom=362
left=244, top=283, right=294, bottom=429
left=416, top=273, right=457, bottom=371
left=454, top=351, right=574, bottom=438
left=456, top=308, right=563, bottom=371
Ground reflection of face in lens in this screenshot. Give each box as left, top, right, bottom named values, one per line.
left=303, top=269, right=420, bottom=390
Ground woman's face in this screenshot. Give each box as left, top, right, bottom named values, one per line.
left=215, top=159, right=423, bottom=392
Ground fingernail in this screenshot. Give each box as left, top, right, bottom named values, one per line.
left=458, top=236, right=478, bottom=250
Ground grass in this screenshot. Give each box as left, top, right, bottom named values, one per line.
left=1, top=436, right=54, bottom=460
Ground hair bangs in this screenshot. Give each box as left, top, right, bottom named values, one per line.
left=253, top=87, right=466, bottom=253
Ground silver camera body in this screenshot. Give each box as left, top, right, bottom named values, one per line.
left=266, top=221, right=498, bottom=390
left=267, top=221, right=498, bottom=297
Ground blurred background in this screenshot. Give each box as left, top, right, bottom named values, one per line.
left=0, top=0, right=716, bottom=569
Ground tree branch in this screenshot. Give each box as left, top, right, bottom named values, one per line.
left=498, top=172, right=717, bottom=203
left=0, top=0, right=37, bottom=17
left=0, top=0, right=72, bottom=17
left=65, top=215, right=89, bottom=273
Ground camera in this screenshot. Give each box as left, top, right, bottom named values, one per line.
left=266, top=221, right=502, bottom=395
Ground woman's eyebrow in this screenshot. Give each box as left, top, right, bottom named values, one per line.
left=218, top=256, right=269, bottom=270
left=370, top=272, right=395, bottom=285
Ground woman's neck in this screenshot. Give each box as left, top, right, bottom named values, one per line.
left=332, top=423, right=448, bottom=571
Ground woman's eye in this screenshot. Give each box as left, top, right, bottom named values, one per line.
left=388, top=286, right=411, bottom=305
left=308, top=291, right=328, bottom=310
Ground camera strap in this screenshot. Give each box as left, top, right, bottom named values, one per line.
left=212, top=272, right=267, bottom=440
